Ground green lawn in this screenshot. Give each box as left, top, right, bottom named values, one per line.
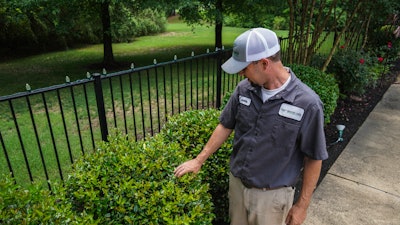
left=0, top=22, right=247, bottom=97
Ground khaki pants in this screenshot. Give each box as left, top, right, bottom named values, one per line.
left=229, top=173, right=295, bottom=225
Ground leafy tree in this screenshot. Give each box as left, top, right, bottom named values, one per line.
left=177, top=0, right=224, bottom=48
left=177, top=0, right=287, bottom=48
left=67, top=0, right=169, bottom=68
left=0, top=0, right=168, bottom=66
left=0, top=0, right=62, bottom=53
left=226, top=0, right=288, bottom=29
left=286, top=0, right=400, bottom=71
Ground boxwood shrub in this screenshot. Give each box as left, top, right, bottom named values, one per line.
left=63, top=133, right=214, bottom=224
left=160, top=109, right=233, bottom=224
left=0, top=174, right=94, bottom=224
left=288, top=64, right=339, bottom=124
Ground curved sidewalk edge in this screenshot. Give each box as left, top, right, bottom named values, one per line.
left=304, top=75, right=400, bottom=225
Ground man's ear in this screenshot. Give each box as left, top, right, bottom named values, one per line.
left=261, top=58, right=269, bottom=70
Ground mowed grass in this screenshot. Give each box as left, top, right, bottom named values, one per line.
left=0, top=22, right=247, bottom=96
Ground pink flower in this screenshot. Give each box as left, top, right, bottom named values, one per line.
left=388, top=41, right=392, bottom=48
left=359, top=58, right=365, bottom=64
left=378, top=57, right=384, bottom=63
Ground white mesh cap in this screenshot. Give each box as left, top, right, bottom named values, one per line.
left=221, top=28, right=280, bottom=74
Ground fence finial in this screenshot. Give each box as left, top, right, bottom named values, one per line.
left=153, top=59, right=157, bottom=64
left=191, top=51, right=195, bottom=57
left=102, top=68, right=107, bottom=75
left=207, top=49, right=210, bottom=53
left=174, top=55, right=177, bottom=60
left=25, top=83, right=31, bottom=91
left=130, top=63, right=134, bottom=69
left=86, top=72, right=91, bottom=79
left=65, top=76, right=71, bottom=83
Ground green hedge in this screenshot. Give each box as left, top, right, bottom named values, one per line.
left=160, top=109, right=233, bottom=224
left=0, top=133, right=215, bottom=224
left=0, top=175, right=95, bottom=224
left=64, top=133, right=214, bottom=224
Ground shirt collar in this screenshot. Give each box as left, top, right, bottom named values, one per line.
left=276, top=68, right=299, bottom=103
left=246, top=67, right=300, bottom=103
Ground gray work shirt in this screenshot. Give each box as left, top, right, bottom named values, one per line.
left=219, top=68, right=328, bottom=189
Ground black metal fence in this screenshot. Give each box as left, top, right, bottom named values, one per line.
left=0, top=49, right=244, bottom=188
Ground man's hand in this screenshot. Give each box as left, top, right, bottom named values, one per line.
left=285, top=204, right=307, bottom=225
left=285, top=157, right=322, bottom=225
left=174, top=158, right=202, bottom=177
left=174, top=124, right=232, bottom=178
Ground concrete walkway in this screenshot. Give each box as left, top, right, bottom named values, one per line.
left=304, top=74, right=400, bottom=225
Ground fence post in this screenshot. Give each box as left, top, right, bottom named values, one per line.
left=215, top=49, right=223, bottom=108
left=93, top=73, right=108, bottom=142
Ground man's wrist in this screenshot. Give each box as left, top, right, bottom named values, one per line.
left=194, top=157, right=204, bottom=165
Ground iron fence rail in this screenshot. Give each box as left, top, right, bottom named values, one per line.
left=0, top=49, right=241, bottom=188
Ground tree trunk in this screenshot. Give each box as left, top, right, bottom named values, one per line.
left=287, top=0, right=295, bottom=64
left=101, top=1, right=115, bottom=67
left=215, top=0, right=223, bottom=49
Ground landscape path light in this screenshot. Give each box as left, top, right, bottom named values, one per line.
left=330, top=124, right=346, bottom=146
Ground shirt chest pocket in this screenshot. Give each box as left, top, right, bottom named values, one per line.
left=236, top=103, right=258, bottom=133
left=271, top=117, right=301, bottom=150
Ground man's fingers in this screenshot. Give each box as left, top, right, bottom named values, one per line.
left=174, top=164, right=188, bottom=177
left=174, top=159, right=202, bottom=177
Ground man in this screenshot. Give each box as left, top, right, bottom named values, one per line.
left=174, top=28, right=328, bottom=225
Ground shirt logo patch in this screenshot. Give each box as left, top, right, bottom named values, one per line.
left=239, top=95, right=251, bottom=106
left=279, top=103, right=304, bottom=121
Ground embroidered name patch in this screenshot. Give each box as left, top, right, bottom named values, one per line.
left=239, top=95, right=251, bottom=106
left=279, top=103, right=304, bottom=121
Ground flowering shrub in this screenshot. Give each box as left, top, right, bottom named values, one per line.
left=327, top=48, right=377, bottom=95
left=369, top=40, right=399, bottom=73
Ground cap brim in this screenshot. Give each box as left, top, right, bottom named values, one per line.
left=221, top=57, right=251, bottom=74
